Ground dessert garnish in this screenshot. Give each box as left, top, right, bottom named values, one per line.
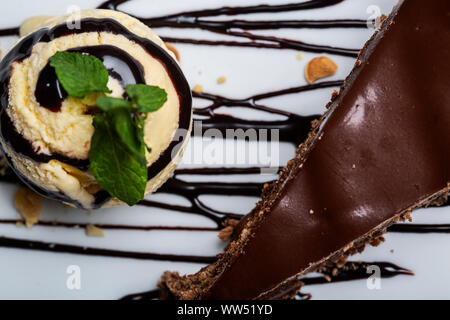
left=14, top=187, right=42, bottom=228
left=50, top=51, right=168, bottom=205
left=85, top=224, right=105, bottom=237
left=305, top=56, right=338, bottom=83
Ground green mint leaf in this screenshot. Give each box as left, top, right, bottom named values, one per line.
left=134, top=115, right=152, bottom=153
left=126, top=84, right=167, bottom=113
left=109, top=109, right=145, bottom=163
left=90, top=114, right=147, bottom=206
left=50, top=52, right=112, bottom=98
left=97, top=96, right=132, bottom=112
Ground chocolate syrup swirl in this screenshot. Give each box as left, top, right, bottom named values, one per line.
left=35, top=45, right=146, bottom=112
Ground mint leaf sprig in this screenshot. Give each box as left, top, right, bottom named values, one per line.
left=50, top=51, right=168, bottom=206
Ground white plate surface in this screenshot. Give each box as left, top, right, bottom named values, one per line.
left=0, top=0, right=449, bottom=300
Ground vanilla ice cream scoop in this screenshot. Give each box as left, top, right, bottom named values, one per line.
left=0, top=10, right=192, bottom=209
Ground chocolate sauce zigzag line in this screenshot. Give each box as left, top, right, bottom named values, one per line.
left=118, top=260, right=413, bottom=300
left=98, top=0, right=346, bottom=18
left=191, top=29, right=359, bottom=57
left=0, top=219, right=219, bottom=232
left=193, top=81, right=342, bottom=144
left=301, top=261, right=414, bottom=286
left=148, top=18, right=370, bottom=31
left=3, top=218, right=450, bottom=235
left=387, top=224, right=450, bottom=234
left=96, top=0, right=361, bottom=57
left=0, top=27, right=19, bottom=37
left=193, top=80, right=344, bottom=116
left=162, top=33, right=359, bottom=57
left=171, top=19, right=375, bottom=30
left=0, top=236, right=217, bottom=263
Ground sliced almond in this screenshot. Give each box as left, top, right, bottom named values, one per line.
left=14, top=187, right=42, bottom=228
left=217, top=76, right=227, bottom=85
left=193, top=85, right=204, bottom=93
left=305, top=56, right=338, bottom=84
left=85, top=225, right=105, bottom=237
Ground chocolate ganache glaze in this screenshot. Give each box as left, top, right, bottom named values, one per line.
left=181, top=0, right=450, bottom=299
left=0, top=18, right=192, bottom=208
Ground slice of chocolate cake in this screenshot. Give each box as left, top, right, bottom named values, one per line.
left=161, top=0, right=450, bottom=299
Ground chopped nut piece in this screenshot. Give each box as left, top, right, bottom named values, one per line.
left=165, top=43, right=180, bottom=61
left=193, top=85, right=203, bottom=93
left=219, top=226, right=234, bottom=242
left=218, top=218, right=240, bottom=242
left=217, top=76, right=227, bottom=84
left=305, top=56, right=338, bottom=84
left=309, top=209, right=314, bottom=215
left=14, top=187, right=42, bottom=228
left=85, top=225, right=105, bottom=237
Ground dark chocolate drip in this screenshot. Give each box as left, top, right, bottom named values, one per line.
left=0, top=18, right=192, bottom=208
left=98, top=0, right=345, bottom=16
left=388, top=223, right=450, bottom=234
left=198, top=29, right=359, bottom=57
left=193, top=80, right=342, bottom=144
left=0, top=236, right=216, bottom=263
left=301, top=261, right=414, bottom=286
left=35, top=45, right=146, bottom=112
left=0, top=219, right=219, bottom=233
left=295, top=291, right=312, bottom=300
left=97, top=0, right=361, bottom=57
left=150, top=19, right=369, bottom=30
left=0, top=27, right=19, bottom=37
left=117, top=260, right=412, bottom=300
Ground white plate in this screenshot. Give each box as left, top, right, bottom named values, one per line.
left=1, top=0, right=449, bottom=300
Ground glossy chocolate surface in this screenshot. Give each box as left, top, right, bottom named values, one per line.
left=205, top=0, right=450, bottom=299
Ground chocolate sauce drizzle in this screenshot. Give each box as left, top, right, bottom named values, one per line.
left=97, top=0, right=363, bottom=57
left=0, top=27, right=19, bottom=37
left=193, top=80, right=341, bottom=144
left=0, top=236, right=216, bottom=264
left=302, top=261, right=414, bottom=286
left=119, top=260, right=413, bottom=300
